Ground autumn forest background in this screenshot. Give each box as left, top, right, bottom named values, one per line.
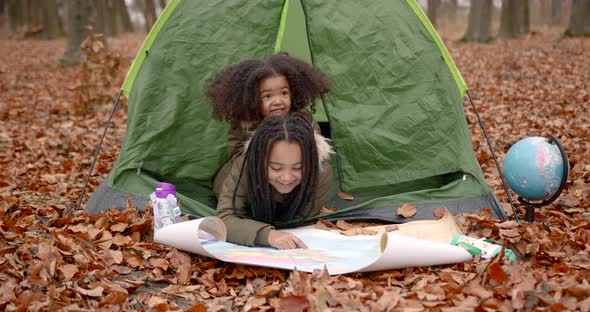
left=0, top=0, right=589, bottom=311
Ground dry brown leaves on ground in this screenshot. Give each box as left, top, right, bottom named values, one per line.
left=397, top=204, right=417, bottom=218
left=0, top=31, right=589, bottom=310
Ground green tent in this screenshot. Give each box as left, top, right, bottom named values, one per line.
left=85, top=0, right=508, bottom=223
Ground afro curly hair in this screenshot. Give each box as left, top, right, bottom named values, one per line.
left=206, top=53, right=331, bottom=127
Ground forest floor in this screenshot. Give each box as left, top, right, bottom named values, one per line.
left=0, top=30, right=589, bottom=311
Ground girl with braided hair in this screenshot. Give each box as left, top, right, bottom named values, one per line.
left=216, top=112, right=333, bottom=249
left=206, top=53, right=331, bottom=196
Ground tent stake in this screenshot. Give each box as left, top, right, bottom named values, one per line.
left=466, top=90, right=519, bottom=221
left=75, top=90, right=123, bottom=211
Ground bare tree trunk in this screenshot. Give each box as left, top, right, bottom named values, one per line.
left=22, top=0, right=47, bottom=37
left=551, top=0, right=562, bottom=24
left=109, top=0, right=120, bottom=36
left=61, top=0, right=94, bottom=65
left=23, top=0, right=35, bottom=33
left=535, top=0, right=553, bottom=25
left=95, top=0, right=109, bottom=35
left=61, top=0, right=70, bottom=33
left=565, top=0, right=590, bottom=36
left=115, top=0, right=134, bottom=33
left=159, top=0, right=167, bottom=11
left=447, top=0, right=458, bottom=22
left=428, top=0, right=441, bottom=29
left=7, top=0, right=24, bottom=31
left=39, top=0, right=64, bottom=39
left=144, top=0, right=157, bottom=32
left=131, top=0, right=144, bottom=30
left=498, top=0, right=520, bottom=38
left=94, top=0, right=119, bottom=36
left=0, top=0, right=6, bottom=32
left=20, top=0, right=29, bottom=28
left=462, top=0, right=493, bottom=42
left=520, top=0, right=530, bottom=33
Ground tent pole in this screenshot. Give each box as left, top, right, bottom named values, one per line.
left=75, top=90, right=123, bottom=211
left=466, top=90, right=519, bottom=221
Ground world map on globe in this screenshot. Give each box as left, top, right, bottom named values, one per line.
left=503, top=137, right=566, bottom=201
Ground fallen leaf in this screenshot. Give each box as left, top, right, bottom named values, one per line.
left=149, top=258, right=169, bottom=271
left=512, top=288, right=526, bottom=310
left=338, top=191, right=354, bottom=201
left=315, top=219, right=337, bottom=231
left=499, top=228, right=521, bottom=240
left=373, top=288, right=400, bottom=311
left=258, top=284, right=281, bottom=298
left=486, top=260, right=508, bottom=286
left=397, top=204, right=417, bottom=218
left=559, top=194, right=580, bottom=207
left=14, top=291, right=44, bottom=311
left=384, top=224, right=399, bottom=232
left=112, top=234, right=133, bottom=246
left=110, top=265, right=133, bottom=275
left=74, top=285, right=104, bottom=297
left=361, top=228, right=378, bottom=235
left=104, top=249, right=123, bottom=266
left=279, top=295, right=309, bottom=312
left=58, top=264, right=79, bottom=282
left=335, top=220, right=354, bottom=230
left=123, top=251, right=144, bottom=268
left=148, top=297, right=168, bottom=309
left=320, top=206, right=337, bottom=213
left=100, top=292, right=128, bottom=306
left=433, top=208, right=446, bottom=219
left=341, top=228, right=362, bottom=236
left=464, top=279, right=493, bottom=298
left=169, top=250, right=191, bottom=285
left=110, top=223, right=127, bottom=232
left=186, top=304, right=207, bottom=312
left=244, top=296, right=266, bottom=311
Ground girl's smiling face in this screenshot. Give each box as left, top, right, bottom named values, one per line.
left=267, top=141, right=302, bottom=194
left=258, top=75, right=292, bottom=118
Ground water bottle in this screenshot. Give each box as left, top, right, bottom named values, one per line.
left=153, top=182, right=181, bottom=229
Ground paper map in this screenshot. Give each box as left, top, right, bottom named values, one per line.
left=154, top=212, right=472, bottom=275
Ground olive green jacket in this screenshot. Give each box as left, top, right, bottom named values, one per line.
left=215, top=132, right=333, bottom=247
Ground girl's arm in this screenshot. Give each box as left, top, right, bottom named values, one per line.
left=216, top=155, right=274, bottom=247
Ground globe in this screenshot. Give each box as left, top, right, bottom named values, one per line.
left=503, top=137, right=567, bottom=201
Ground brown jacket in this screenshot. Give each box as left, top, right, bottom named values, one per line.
left=215, top=132, right=333, bottom=247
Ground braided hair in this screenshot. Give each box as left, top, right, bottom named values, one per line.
left=206, top=53, right=331, bottom=127
left=233, top=112, right=319, bottom=228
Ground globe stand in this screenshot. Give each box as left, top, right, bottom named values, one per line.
left=516, top=135, right=569, bottom=222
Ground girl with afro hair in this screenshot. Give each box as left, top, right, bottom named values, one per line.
left=216, top=112, right=333, bottom=249
left=207, top=53, right=331, bottom=197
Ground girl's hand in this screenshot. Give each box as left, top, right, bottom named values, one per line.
left=268, top=230, right=308, bottom=249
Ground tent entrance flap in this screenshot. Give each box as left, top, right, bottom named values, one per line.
left=279, top=0, right=328, bottom=123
